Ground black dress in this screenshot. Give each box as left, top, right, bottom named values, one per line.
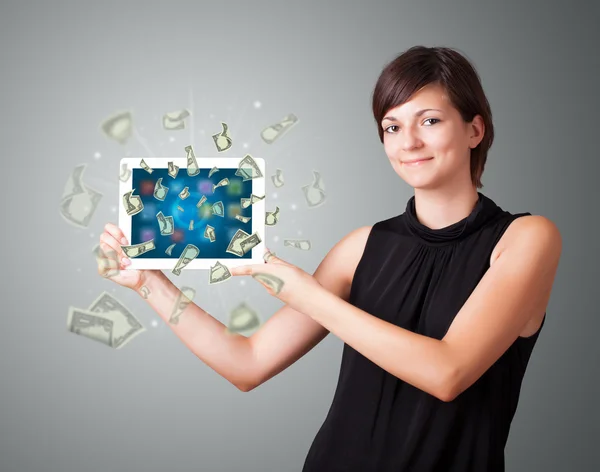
left=302, top=192, right=546, bottom=472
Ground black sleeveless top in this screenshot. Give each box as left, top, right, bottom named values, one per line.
left=302, top=192, right=546, bottom=472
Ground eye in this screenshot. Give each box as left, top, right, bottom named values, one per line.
left=383, top=118, right=440, bottom=134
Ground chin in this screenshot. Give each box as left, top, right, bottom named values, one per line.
left=393, top=161, right=443, bottom=189
left=399, top=173, right=440, bottom=190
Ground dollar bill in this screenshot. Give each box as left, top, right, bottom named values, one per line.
left=301, top=170, right=326, bottom=208
left=154, top=177, right=169, bottom=201
left=60, top=185, right=103, bottom=229
left=212, top=177, right=229, bottom=193
left=313, top=170, right=325, bottom=191
left=140, top=159, right=153, bottom=174
left=227, top=302, right=261, bottom=334
left=209, top=261, right=231, bottom=284
left=169, top=286, right=196, bottom=325
left=101, top=110, right=132, bottom=145
left=156, top=211, right=174, bottom=235
left=204, top=224, right=216, bottom=242
left=168, top=161, right=179, bottom=179
left=284, top=239, right=311, bottom=250
left=241, top=194, right=265, bottom=209
left=265, top=206, right=279, bottom=226
left=60, top=164, right=102, bottom=228
left=121, top=239, right=156, bottom=258
left=87, top=291, right=145, bottom=349
left=235, top=214, right=251, bottom=223
left=67, top=306, right=114, bottom=347
left=189, top=219, right=194, bottom=231
left=177, top=205, right=184, bottom=212
left=240, top=232, right=261, bottom=255
left=119, top=162, right=131, bottom=182
left=211, top=201, right=224, bottom=217
left=172, top=244, right=200, bottom=275
left=225, top=229, right=251, bottom=257
left=184, top=145, right=200, bottom=176
left=165, top=243, right=176, bottom=256
left=122, top=189, right=144, bottom=216
left=179, top=186, right=190, bottom=200
left=252, top=273, right=284, bottom=294
left=62, top=164, right=86, bottom=200
left=196, top=195, right=207, bottom=208
left=212, top=122, right=232, bottom=152
left=67, top=292, right=145, bottom=349
left=208, top=166, right=219, bottom=178
left=163, top=109, right=190, bottom=130
left=271, top=168, right=284, bottom=188
left=140, top=286, right=150, bottom=299
left=235, top=154, right=263, bottom=181
left=225, top=229, right=261, bottom=257
left=260, top=113, right=298, bottom=144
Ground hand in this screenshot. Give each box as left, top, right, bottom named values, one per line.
left=96, top=223, right=161, bottom=292
left=230, top=248, right=323, bottom=310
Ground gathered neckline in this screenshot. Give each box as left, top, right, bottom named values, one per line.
left=402, top=192, right=504, bottom=247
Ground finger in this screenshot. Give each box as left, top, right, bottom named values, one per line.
left=100, top=233, right=129, bottom=265
left=99, top=241, right=128, bottom=269
left=263, top=248, right=279, bottom=263
left=98, top=242, right=119, bottom=264
left=230, top=265, right=254, bottom=276
left=264, top=248, right=287, bottom=265
left=96, top=249, right=120, bottom=277
left=254, top=278, right=275, bottom=296
left=104, top=222, right=129, bottom=246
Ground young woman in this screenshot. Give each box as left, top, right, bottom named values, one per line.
left=97, top=46, right=562, bottom=471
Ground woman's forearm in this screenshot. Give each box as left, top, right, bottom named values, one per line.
left=135, top=271, right=255, bottom=391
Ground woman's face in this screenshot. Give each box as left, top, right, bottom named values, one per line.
left=381, top=83, right=484, bottom=190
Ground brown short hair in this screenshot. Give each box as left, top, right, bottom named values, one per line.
left=372, top=46, right=494, bottom=189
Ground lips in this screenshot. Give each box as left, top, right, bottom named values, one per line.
left=403, top=157, right=433, bottom=163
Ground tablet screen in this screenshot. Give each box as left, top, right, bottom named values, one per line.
left=130, top=167, right=253, bottom=259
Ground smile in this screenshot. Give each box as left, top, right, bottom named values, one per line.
left=403, top=157, right=433, bottom=166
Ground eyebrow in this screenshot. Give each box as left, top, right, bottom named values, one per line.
left=382, top=108, right=443, bottom=122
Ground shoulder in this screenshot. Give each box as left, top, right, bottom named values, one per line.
left=349, top=225, right=374, bottom=251
left=341, top=225, right=374, bottom=285
left=506, top=215, right=561, bottom=244
left=330, top=226, right=373, bottom=271
left=348, top=225, right=374, bottom=242
left=504, top=215, right=562, bottom=256
left=334, top=225, right=373, bottom=259
left=314, top=226, right=373, bottom=301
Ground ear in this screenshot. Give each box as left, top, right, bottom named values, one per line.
left=468, top=114, right=485, bottom=149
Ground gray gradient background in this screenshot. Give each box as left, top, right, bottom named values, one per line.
left=0, top=0, right=597, bottom=471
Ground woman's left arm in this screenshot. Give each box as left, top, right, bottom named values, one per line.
left=232, top=216, right=562, bottom=402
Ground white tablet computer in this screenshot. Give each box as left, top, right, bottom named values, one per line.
left=118, top=156, right=266, bottom=271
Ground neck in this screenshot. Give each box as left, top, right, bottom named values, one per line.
left=412, top=186, right=480, bottom=230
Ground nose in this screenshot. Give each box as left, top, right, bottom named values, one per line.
left=400, top=127, right=423, bottom=152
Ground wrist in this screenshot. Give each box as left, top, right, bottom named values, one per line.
left=293, top=282, right=329, bottom=317
left=134, top=270, right=166, bottom=296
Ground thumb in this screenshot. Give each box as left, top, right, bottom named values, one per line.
left=264, top=248, right=292, bottom=266
left=263, top=247, right=281, bottom=263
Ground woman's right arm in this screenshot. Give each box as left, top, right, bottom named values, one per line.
left=134, top=272, right=257, bottom=391
left=100, top=223, right=370, bottom=392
